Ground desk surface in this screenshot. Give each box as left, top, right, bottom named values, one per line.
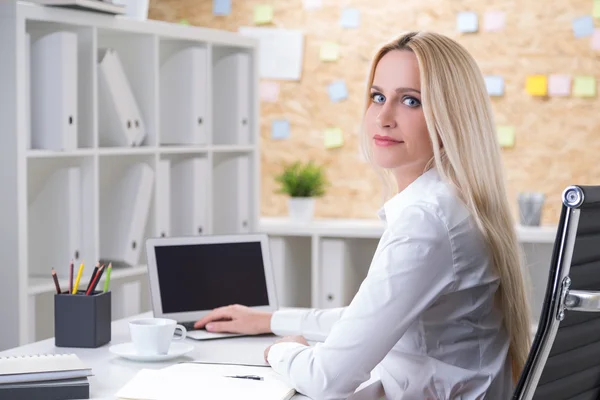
left=0, top=312, right=383, bottom=400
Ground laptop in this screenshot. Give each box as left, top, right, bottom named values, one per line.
left=145, top=233, right=279, bottom=340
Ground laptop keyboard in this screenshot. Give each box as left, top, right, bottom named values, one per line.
left=181, top=321, right=203, bottom=331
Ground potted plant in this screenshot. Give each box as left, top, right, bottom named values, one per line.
left=274, top=161, right=328, bottom=222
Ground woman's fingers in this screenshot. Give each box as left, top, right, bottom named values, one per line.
left=194, top=305, right=235, bottom=328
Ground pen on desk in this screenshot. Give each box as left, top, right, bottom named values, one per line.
left=86, top=264, right=105, bottom=295
left=225, top=375, right=264, bottom=381
left=69, top=260, right=74, bottom=294
left=51, top=268, right=61, bottom=295
left=103, top=263, right=112, bottom=293
left=85, top=262, right=100, bottom=292
left=72, top=262, right=84, bottom=294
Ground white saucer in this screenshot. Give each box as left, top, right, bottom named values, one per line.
left=109, top=342, right=194, bottom=362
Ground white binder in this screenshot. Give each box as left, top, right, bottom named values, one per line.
left=171, top=158, right=208, bottom=236
left=30, top=31, right=78, bottom=151
left=28, top=167, right=82, bottom=278
left=160, top=47, right=208, bottom=145
left=319, top=239, right=347, bottom=308
left=213, top=155, right=250, bottom=234
left=25, top=33, right=31, bottom=150
left=156, top=159, right=171, bottom=238
left=213, top=53, right=251, bottom=145
left=100, top=163, right=154, bottom=266
left=98, top=48, right=146, bottom=147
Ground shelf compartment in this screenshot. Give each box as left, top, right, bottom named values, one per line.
left=268, top=236, right=312, bottom=308
left=25, top=21, right=95, bottom=150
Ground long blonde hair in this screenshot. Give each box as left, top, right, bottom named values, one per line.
left=361, top=31, right=532, bottom=382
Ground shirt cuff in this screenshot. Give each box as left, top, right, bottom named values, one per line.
left=270, top=309, right=309, bottom=337
left=267, top=342, right=308, bottom=372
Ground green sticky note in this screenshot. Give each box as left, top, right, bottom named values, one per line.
left=573, top=76, right=596, bottom=97
left=594, top=0, right=600, bottom=18
left=320, top=42, right=339, bottom=61
left=254, top=4, right=273, bottom=24
left=324, top=127, right=344, bottom=149
left=179, top=19, right=190, bottom=25
left=497, top=126, right=515, bottom=148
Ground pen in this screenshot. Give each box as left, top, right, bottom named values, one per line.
left=103, top=263, right=112, bottom=292
left=87, top=264, right=105, bottom=295
left=68, top=260, right=74, bottom=294
left=225, top=375, right=264, bottom=381
left=72, top=262, right=85, bottom=294
left=51, top=268, right=61, bottom=295
left=85, top=263, right=100, bottom=292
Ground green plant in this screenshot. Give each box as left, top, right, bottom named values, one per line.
left=274, top=161, right=328, bottom=197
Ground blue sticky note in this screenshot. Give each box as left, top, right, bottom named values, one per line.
left=484, top=75, right=504, bottom=96
left=573, top=15, right=594, bottom=38
left=328, top=80, right=348, bottom=102
left=457, top=11, right=478, bottom=33
left=340, top=8, right=360, bottom=28
left=271, top=120, right=290, bottom=140
left=213, top=0, right=231, bottom=16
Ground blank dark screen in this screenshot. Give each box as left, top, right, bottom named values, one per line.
left=154, top=241, right=270, bottom=313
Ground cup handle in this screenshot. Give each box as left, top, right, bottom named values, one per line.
left=173, top=324, right=187, bottom=341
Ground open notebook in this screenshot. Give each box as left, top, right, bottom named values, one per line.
left=0, top=353, right=92, bottom=384
left=117, top=363, right=296, bottom=400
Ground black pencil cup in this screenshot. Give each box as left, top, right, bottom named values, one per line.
left=54, top=291, right=111, bottom=348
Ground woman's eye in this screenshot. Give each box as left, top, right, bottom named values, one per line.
left=371, top=93, right=385, bottom=103
left=403, top=97, right=421, bottom=108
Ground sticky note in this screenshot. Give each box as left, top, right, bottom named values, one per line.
left=457, top=11, right=478, bottom=33
left=213, top=0, right=231, bottom=15
left=324, top=127, right=344, bottom=149
left=548, top=74, right=571, bottom=97
left=260, top=81, right=280, bottom=102
left=254, top=4, right=273, bottom=24
left=340, top=8, right=360, bottom=28
left=594, top=0, right=600, bottom=18
left=320, top=42, right=339, bottom=61
left=483, top=11, right=505, bottom=32
left=484, top=75, right=504, bottom=96
left=592, top=29, right=600, bottom=50
left=573, top=76, right=596, bottom=97
left=328, top=80, right=348, bottom=102
left=179, top=19, right=190, bottom=25
left=271, top=119, right=290, bottom=139
left=572, top=15, right=594, bottom=38
left=303, top=0, right=322, bottom=10
left=497, top=126, right=515, bottom=148
left=526, top=75, right=547, bottom=96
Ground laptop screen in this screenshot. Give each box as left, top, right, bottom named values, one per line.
left=153, top=241, right=270, bottom=314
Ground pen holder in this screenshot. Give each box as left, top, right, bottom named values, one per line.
left=54, top=291, right=111, bottom=348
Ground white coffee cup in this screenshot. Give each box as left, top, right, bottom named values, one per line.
left=129, top=318, right=187, bottom=355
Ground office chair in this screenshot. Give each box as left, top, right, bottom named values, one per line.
left=513, top=185, right=600, bottom=400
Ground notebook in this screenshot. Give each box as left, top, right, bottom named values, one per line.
left=117, top=363, right=296, bottom=400
left=0, top=353, right=92, bottom=384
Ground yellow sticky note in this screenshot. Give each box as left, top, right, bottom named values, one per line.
left=324, top=127, right=344, bottom=149
left=573, top=76, right=596, bottom=97
left=594, top=0, right=600, bottom=18
left=254, top=4, right=273, bottom=24
left=497, top=126, right=515, bottom=148
left=320, top=42, right=339, bottom=62
left=526, top=75, right=547, bottom=96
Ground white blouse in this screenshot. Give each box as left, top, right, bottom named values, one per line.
left=267, top=168, right=513, bottom=399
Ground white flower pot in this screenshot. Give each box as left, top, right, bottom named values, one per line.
left=288, top=197, right=315, bottom=222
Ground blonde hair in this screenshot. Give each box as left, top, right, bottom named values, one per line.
left=361, top=31, right=532, bottom=383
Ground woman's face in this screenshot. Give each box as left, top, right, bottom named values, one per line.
left=365, top=50, right=434, bottom=174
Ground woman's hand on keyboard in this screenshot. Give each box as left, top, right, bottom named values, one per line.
left=193, top=304, right=273, bottom=335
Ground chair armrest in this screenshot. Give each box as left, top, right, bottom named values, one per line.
left=565, top=290, right=600, bottom=312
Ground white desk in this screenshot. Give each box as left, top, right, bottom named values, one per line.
left=0, top=312, right=384, bottom=399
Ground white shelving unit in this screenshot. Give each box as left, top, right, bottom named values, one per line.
left=0, top=1, right=260, bottom=350
left=259, top=217, right=557, bottom=326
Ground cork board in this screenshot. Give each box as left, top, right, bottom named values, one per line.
left=149, top=0, right=600, bottom=225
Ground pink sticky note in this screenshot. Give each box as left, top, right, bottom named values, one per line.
left=548, top=74, right=571, bottom=97
left=592, top=29, right=600, bottom=51
left=259, top=81, right=280, bottom=102
left=483, top=11, right=506, bottom=32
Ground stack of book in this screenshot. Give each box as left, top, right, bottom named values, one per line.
left=0, top=353, right=92, bottom=400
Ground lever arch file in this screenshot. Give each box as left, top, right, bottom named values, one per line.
left=31, top=31, right=78, bottom=151
left=212, top=52, right=251, bottom=145
left=160, top=47, right=208, bottom=145
left=171, top=158, right=209, bottom=236
left=156, top=159, right=171, bottom=238
left=101, top=163, right=154, bottom=266
left=98, top=48, right=146, bottom=147
left=28, top=167, right=82, bottom=278
left=213, top=155, right=250, bottom=234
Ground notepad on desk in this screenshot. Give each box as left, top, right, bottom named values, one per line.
left=117, top=363, right=295, bottom=400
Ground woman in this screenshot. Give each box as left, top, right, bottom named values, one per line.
left=194, top=31, right=532, bottom=399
